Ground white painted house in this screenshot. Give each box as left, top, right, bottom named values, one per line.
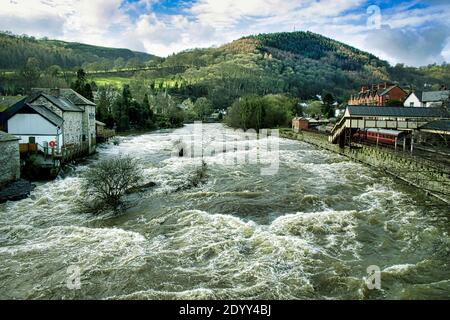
left=29, top=89, right=97, bottom=154
left=5, top=89, right=97, bottom=157
left=404, top=90, right=450, bottom=108
left=7, top=103, right=63, bottom=153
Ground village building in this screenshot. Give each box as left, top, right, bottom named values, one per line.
left=96, top=120, right=115, bottom=143
left=348, top=83, right=407, bottom=106
left=292, top=117, right=330, bottom=132
left=0, top=96, right=27, bottom=131
left=329, top=106, right=450, bottom=149
left=404, top=90, right=450, bottom=108
left=6, top=103, right=63, bottom=154
left=28, top=88, right=97, bottom=154
left=0, top=131, right=20, bottom=187
left=292, top=117, right=310, bottom=132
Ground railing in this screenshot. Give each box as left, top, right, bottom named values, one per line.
left=19, top=142, right=90, bottom=165
left=329, top=117, right=348, bottom=144
left=97, top=129, right=116, bottom=141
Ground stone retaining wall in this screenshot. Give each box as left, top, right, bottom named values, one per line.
left=0, top=139, right=20, bottom=187
left=281, top=130, right=450, bottom=204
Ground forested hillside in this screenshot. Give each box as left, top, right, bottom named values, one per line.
left=0, top=31, right=158, bottom=70
left=1, top=31, right=449, bottom=110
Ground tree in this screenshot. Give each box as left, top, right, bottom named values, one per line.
left=82, top=155, right=143, bottom=212
left=305, top=101, right=323, bottom=118
left=114, top=57, right=125, bottom=70
left=194, top=97, right=213, bottom=121
left=385, top=99, right=403, bottom=107
left=71, top=68, right=93, bottom=100
left=21, top=57, right=41, bottom=92
left=322, top=93, right=335, bottom=118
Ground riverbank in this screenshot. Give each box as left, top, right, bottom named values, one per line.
left=280, top=129, right=450, bottom=205
left=0, top=179, right=36, bottom=204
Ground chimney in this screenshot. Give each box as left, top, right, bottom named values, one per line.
left=50, top=88, right=60, bottom=97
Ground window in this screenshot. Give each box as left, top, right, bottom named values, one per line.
left=29, top=137, right=36, bottom=144
left=82, top=135, right=86, bottom=142
left=410, top=102, right=414, bottom=107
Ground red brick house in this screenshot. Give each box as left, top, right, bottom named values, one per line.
left=348, top=83, right=407, bottom=106
left=292, top=117, right=310, bottom=132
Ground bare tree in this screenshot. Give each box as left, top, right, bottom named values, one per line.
left=82, top=155, right=143, bottom=213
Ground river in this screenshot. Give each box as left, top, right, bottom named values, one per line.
left=0, top=123, right=449, bottom=300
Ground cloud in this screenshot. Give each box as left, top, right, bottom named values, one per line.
left=0, top=0, right=449, bottom=66
left=364, top=25, right=449, bottom=66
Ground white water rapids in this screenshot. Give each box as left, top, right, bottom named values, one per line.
left=0, top=124, right=449, bottom=299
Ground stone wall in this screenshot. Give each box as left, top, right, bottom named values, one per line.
left=281, top=130, right=450, bottom=204
left=0, top=139, right=20, bottom=187
left=62, top=112, right=83, bottom=146
left=30, top=97, right=84, bottom=147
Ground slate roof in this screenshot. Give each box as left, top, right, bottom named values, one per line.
left=6, top=103, right=64, bottom=127
left=59, top=89, right=96, bottom=106
left=378, top=85, right=402, bottom=96
left=31, top=93, right=83, bottom=112
left=32, top=88, right=96, bottom=106
left=0, top=131, right=19, bottom=142
left=0, top=96, right=27, bottom=113
left=420, top=120, right=450, bottom=132
left=28, top=105, right=64, bottom=127
left=421, top=90, right=450, bottom=103
left=347, top=106, right=450, bottom=118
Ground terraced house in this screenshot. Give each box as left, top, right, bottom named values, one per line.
left=348, top=83, right=408, bottom=106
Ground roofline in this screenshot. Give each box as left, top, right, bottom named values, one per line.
left=6, top=103, right=64, bottom=127
left=29, top=93, right=84, bottom=112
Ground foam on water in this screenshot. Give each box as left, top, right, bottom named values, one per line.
left=0, top=124, right=448, bottom=299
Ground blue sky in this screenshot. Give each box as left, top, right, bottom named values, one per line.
left=0, top=0, right=449, bottom=66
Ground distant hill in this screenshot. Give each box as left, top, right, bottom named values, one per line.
left=156, top=31, right=393, bottom=107
left=0, top=31, right=159, bottom=70
left=157, top=31, right=449, bottom=108
left=1, top=30, right=449, bottom=106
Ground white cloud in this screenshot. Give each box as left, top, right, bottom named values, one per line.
left=0, top=0, right=449, bottom=66
left=363, top=25, right=449, bottom=66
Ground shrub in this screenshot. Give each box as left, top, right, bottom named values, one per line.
left=82, top=155, right=142, bottom=213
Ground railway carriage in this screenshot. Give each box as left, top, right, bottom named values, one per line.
left=354, top=128, right=405, bottom=147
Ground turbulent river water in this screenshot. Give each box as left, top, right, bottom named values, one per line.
left=0, top=123, right=449, bottom=300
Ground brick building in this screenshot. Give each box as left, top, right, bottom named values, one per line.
left=348, top=83, right=407, bottom=106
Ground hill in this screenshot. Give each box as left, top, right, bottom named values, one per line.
left=1, top=31, right=449, bottom=108
left=150, top=31, right=392, bottom=108
left=0, top=31, right=159, bottom=70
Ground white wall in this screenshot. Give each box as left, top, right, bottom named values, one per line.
left=403, top=94, right=423, bottom=107
left=8, top=114, right=58, bottom=135
left=8, top=114, right=62, bottom=152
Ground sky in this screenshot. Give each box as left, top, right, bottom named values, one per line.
left=0, top=0, right=449, bottom=66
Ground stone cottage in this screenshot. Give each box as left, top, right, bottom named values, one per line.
left=28, top=88, right=97, bottom=154
left=0, top=131, right=20, bottom=187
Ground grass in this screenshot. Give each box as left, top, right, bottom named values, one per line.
left=92, top=76, right=131, bottom=88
